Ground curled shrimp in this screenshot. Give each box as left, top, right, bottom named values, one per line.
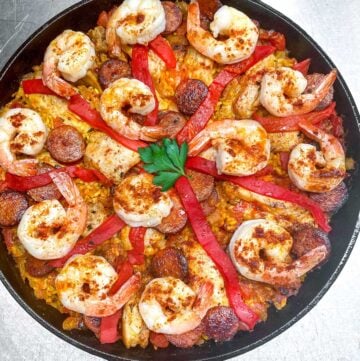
left=56, top=254, right=141, bottom=317
left=0, top=108, right=47, bottom=176
left=260, top=67, right=337, bottom=117
left=100, top=78, right=165, bottom=141
left=229, top=219, right=328, bottom=286
left=139, top=277, right=214, bottom=335
left=106, top=0, right=165, bottom=52
left=186, top=2, right=259, bottom=64
left=17, top=172, right=87, bottom=260
left=188, top=119, right=270, bottom=176
left=43, top=30, right=96, bottom=97
left=288, top=121, right=346, bottom=193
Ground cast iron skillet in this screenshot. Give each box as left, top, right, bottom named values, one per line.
left=0, top=1, right=359, bottom=360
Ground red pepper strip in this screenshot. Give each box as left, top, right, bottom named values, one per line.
left=68, top=94, right=147, bottom=151
left=4, top=166, right=111, bottom=192
left=259, top=30, right=286, bottom=51
left=22, top=79, right=57, bottom=96
left=177, top=46, right=276, bottom=144
left=293, top=58, right=311, bottom=76
left=128, top=227, right=146, bottom=265
left=279, top=152, right=290, bottom=171
left=49, top=214, right=125, bottom=268
left=149, top=332, right=169, bottom=348
left=149, top=35, right=177, bottom=69
left=100, top=310, right=122, bottom=344
left=131, top=45, right=158, bottom=126
left=174, top=176, right=259, bottom=330
left=253, top=102, right=336, bottom=133
left=109, top=261, right=134, bottom=295
left=185, top=157, right=331, bottom=232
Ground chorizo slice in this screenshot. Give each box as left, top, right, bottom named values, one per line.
left=162, top=1, right=183, bottom=35
left=98, top=59, right=131, bottom=89
left=197, top=0, right=223, bottom=20
left=158, top=111, right=186, bottom=139
left=165, top=323, right=204, bottom=348
left=27, top=163, right=61, bottom=202
left=175, top=79, right=208, bottom=115
left=201, top=188, right=219, bottom=216
left=46, top=125, right=85, bottom=163
left=203, top=306, right=239, bottom=342
left=25, top=255, right=55, bottom=277
left=187, top=169, right=214, bottom=202
left=305, top=73, right=334, bottom=110
left=151, top=247, right=188, bottom=281
left=0, top=191, right=28, bottom=227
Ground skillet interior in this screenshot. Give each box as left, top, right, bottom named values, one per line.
left=0, top=1, right=359, bottom=360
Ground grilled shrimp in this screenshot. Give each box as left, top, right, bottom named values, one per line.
left=43, top=30, right=96, bottom=97
left=56, top=254, right=141, bottom=317
left=187, top=2, right=259, bottom=64
left=100, top=78, right=165, bottom=141
left=113, top=173, right=173, bottom=228
left=17, top=172, right=87, bottom=260
left=139, top=277, right=214, bottom=335
left=188, top=119, right=270, bottom=176
left=106, top=0, right=165, bottom=52
left=0, top=108, right=47, bottom=176
left=228, top=219, right=328, bottom=286
left=260, top=67, right=337, bottom=117
left=288, top=122, right=346, bottom=192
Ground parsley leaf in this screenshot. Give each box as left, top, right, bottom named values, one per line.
left=138, top=138, right=188, bottom=191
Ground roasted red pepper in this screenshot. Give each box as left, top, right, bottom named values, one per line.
left=259, top=29, right=286, bottom=51
left=149, top=35, right=177, bottom=69
left=22, top=79, right=57, bottom=96
left=253, top=102, right=336, bottom=132
left=68, top=94, right=147, bottom=151
left=49, top=214, right=125, bottom=268
left=127, top=227, right=146, bottom=265
left=109, top=261, right=134, bottom=295
left=185, top=157, right=331, bottom=232
left=149, top=332, right=169, bottom=348
left=177, top=46, right=276, bottom=144
left=131, top=45, right=159, bottom=126
left=293, top=58, right=311, bottom=76
left=174, top=176, right=259, bottom=330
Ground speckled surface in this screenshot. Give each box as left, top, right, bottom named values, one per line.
left=0, top=1, right=360, bottom=360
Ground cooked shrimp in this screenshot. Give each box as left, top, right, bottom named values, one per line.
left=288, top=121, right=346, bottom=192
left=0, top=108, right=47, bottom=176
left=229, top=219, right=328, bottom=286
left=113, top=173, right=173, bottom=228
left=43, top=30, right=96, bottom=97
left=17, top=172, right=87, bottom=260
left=188, top=119, right=270, bottom=176
left=260, top=67, right=337, bottom=117
left=186, top=2, right=259, bottom=64
left=56, top=254, right=141, bottom=317
left=100, top=78, right=165, bottom=141
left=139, top=277, right=214, bottom=335
left=107, top=0, right=165, bottom=51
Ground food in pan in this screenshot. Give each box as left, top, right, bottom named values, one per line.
left=0, top=0, right=350, bottom=350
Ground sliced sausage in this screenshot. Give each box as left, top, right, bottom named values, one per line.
left=309, top=182, right=348, bottom=214
left=151, top=247, right=188, bottom=281
left=98, top=59, right=131, bottom=89
left=158, top=111, right=186, bottom=139
left=203, top=306, right=239, bottom=342
left=291, top=224, right=331, bottom=262
left=305, top=73, right=334, bottom=110
left=83, top=316, right=101, bottom=337
left=46, top=125, right=85, bottom=163
left=162, top=1, right=183, bottom=35
left=0, top=191, right=28, bottom=227
left=201, top=188, right=219, bottom=216
left=165, top=323, right=204, bottom=348
left=25, top=255, right=55, bottom=277
left=187, top=169, right=214, bottom=202
left=197, top=0, right=223, bottom=20
left=27, top=163, right=61, bottom=202
left=175, top=79, right=208, bottom=115
left=149, top=332, right=169, bottom=348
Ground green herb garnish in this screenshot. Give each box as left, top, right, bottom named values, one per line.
left=138, top=138, right=188, bottom=191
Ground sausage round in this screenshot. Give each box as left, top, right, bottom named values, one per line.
left=25, top=255, right=55, bottom=277
left=203, top=306, right=239, bottom=342
left=98, top=59, right=131, bottom=89
left=151, top=247, right=188, bottom=280
left=186, top=169, right=214, bottom=202
left=197, top=0, right=223, bottom=20
left=305, top=73, right=334, bottom=110
left=175, top=79, right=208, bottom=115
left=158, top=111, right=187, bottom=139
left=309, top=182, right=348, bottom=214
left=201, top=188, right=219, bottom=216
left=0, top=191, right=28, bottom=227
left=46, top=125, right=85, bottom=163
left=165, top=323, right=204, bottom=348
left=162, top=1, right=183, bottom=35
left=27, top=163, right=62, bottom=202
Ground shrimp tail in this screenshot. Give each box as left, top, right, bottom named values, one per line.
left=188, top=130, right=212, bottom=156
left=141, top=125, right=168, bottom=142
left=314, top=69, right=337, bottom=100
left=9, top=159, right=38, bottom=176
left=49, top=171, right=78, bottom=206
left=193, top=281, right=214, bottom=319
left=293, top=245, right=328, bottom=278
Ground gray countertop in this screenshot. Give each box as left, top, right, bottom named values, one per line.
left=1, top=1, right=360, bottom=360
